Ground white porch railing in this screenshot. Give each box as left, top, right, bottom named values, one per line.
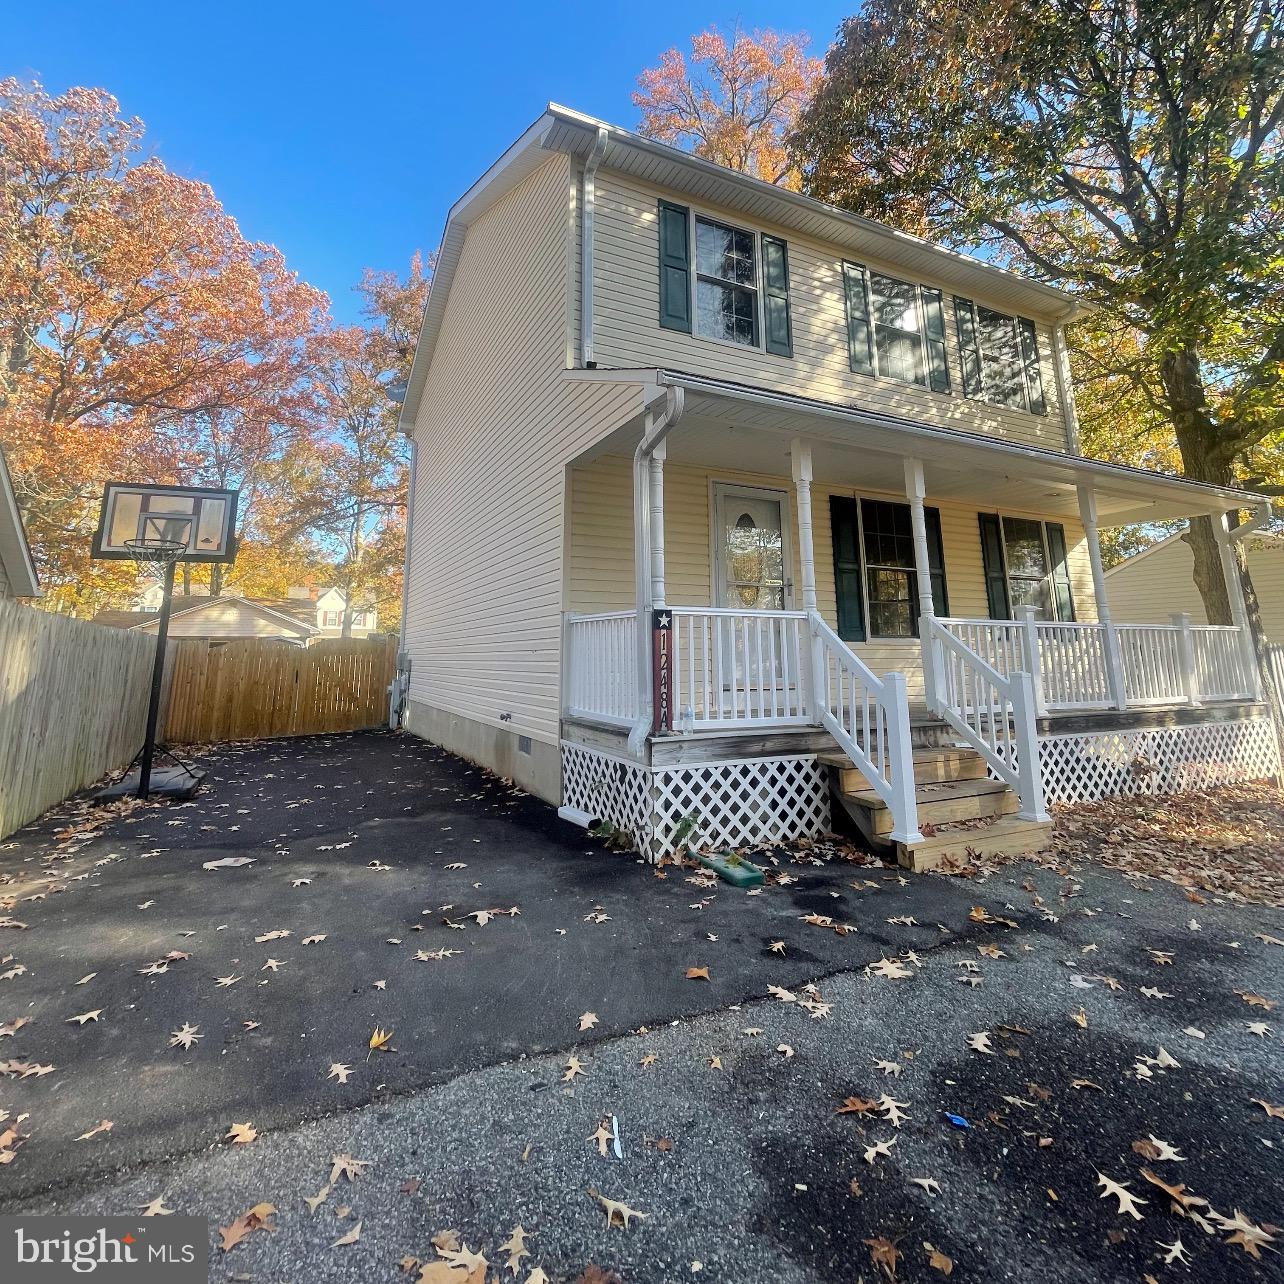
left=669, top=607, right=811, bottom=728
left=923, top=618, right=1047, bottom=820
left=811, top=612, right=921, bottom=844
left=939, top=617, right=1257, bottom=710
left=565, top=611, right=639, bottom=725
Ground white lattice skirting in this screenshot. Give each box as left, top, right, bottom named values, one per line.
left=1038, top=718, right=1280, bottom=806
left=561, top=742, right=829, bottom=860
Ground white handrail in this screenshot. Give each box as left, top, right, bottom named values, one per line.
left=925, top=618, right=1048, bottom=822
left=810, top=611, right=921, bottom=845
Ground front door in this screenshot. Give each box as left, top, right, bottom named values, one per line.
left=712, top=484, right=793, bottom=611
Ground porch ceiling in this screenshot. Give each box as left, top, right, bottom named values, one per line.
left=569, top=369, right=1262, bottom=526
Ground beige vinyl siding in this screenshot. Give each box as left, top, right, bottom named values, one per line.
left=589, top=170, right=1068, bottom=454
left=133, top=599, right=311, bottom=640
left=568, top=453, right=1096, bottom=702
left=404, top=154, right=646, bottom=749
left=1107, top=535, right=1284, bottom=640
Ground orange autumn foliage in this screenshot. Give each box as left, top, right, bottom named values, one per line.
left=634, top=27, right=824, bottom=190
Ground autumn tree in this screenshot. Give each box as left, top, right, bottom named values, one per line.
left=792, top=0, right=1284, bottom=629
left=635, top=26, right=823, bottom=189
left=0, top=79, right=326, bottom=614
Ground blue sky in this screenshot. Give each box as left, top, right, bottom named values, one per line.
left=7, top=2, right=849, bottom=324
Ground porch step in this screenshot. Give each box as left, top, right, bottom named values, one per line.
left=833, top=775, right=1016, bottom=841
left=896, top=814, right=1055, bottom=873
left=817, top=746, right=987, bottom=792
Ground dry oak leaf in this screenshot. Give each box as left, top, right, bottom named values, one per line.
left=1071, top=1009, right=1088, bottom=1029
left=369, top=1026, right=394, bottom=1051
left=328, top=1063, right=352, bottom=1083
left=67, top=1010, right=103, bottom=1025
left=563, top=1055, right=587, bottom=1082
left=977, top=944, right=1005, bottom=960
left=1251, top=1098, right=1284, bottom=1119
left=302, top=934, right=327, bottom=945
left=864, top=1235, right=901, bottom=1280
left=415, top=1267, right=472, bottom=1284
left=836, top=1096, right=879, bottom=1115
left=768, top=984, right=798, bottom=1003
left=968, top=1032, right=995, bottom=1055
left=139, top=1198, right=173, bottom=1216
left=225, top=1122, right=257, bottom=1145
left=1236, top=990, right=1275, bottom=1009
left=203, top=856, right=256, bottom=870
left=768, top=941, right=786, bottom=954
left=435, top=1240, right=489, bottom=1276
left=76, top=1120, right=113, bottom=1141
left=329, top=1153, right=370, bottom=1183
left=864, top=1136, right=897, bottom=1164
left=589, top=1121, right=614, bottom=1157
left=867, top=957, right=912, bottom=980
left=1132, top=1136, right=1184, bottom=1162
left=924, top=1241, right=954, bottom=1275
left=587, top=1187, right=648, bottom=1229
left=169, top=1023, right=201, bottom=1050
left=499, top=1224, right=532, bottom=1275
left=255, top=929, right=291, bottom=943
left=303, top=1185, right=330, bottom=1214
left=1158, top=1238, right=1191, bottom=1266
left=686, top=966, right=711, bottom=981
left=1139, top=1169, right=1205, bottom=1210
left=1211, top=1209, right=1276, bottom=1259
left=217, top=1202, right=276, bottom=1253
left=1096, top=1172, right=1147, bottom=1220
left=878, top=1095, right=911, bottom=1127
left=578, top=1012, right=599, bottom=1031
left=331, top=1221, right=361, bottom=1248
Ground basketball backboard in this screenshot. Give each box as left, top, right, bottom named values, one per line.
left=91, top=483, right=239, bottom=563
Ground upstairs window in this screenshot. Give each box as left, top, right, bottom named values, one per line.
left=955, top=299, right=1047, bottom=414
left=657, top=202, right=792, bottom=355
left=322, top=610, right=340, bottom=627
left=843, top=263, right=950, bottom=393
left=695, top=217, right=759, bottom=347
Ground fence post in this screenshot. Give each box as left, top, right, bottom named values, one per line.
left=1171, top=612, right=1200, bottom=706
left=1014, top=606, right=1047, bottom=715
left=882, top=671, right=923, bottom=847
left=1010, top=672, right=1050, bottom=822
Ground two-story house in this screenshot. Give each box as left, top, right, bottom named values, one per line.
left=396, top=104, right=1277, bottom=868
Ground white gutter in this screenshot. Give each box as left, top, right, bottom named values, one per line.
left=627, top=385, right=685, bottom=755
left=580, top=126, right=608, bottom=368
left=1050, top=324, right=1082, bottom=455
left=1231, top=499, right=1276, bottom=542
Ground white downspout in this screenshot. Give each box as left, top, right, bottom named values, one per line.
left=627, top=385, right=685, bottom=755
left=390, top=435, right=418, bottom=728
left=1051, top=324, right=1082, bottom=455
left=580, top=126, right=608, bottom=368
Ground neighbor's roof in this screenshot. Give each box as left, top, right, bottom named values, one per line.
left=0, top=444, right=40, bottom=597
left=1104, top=526, right=1282, bottom=576
left=398, top=103, right=1086, bottom=435
left=94, top=595, right=319, bottom=634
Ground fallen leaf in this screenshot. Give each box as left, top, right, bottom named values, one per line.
left=686, top=966, right=710, bottom=981
left=139, top=1197, right=173, bottom=1216
left=836, top=1096, right=879, bottom=1115
left=76, top=1120, right=113, bottom=1141
left=864, top=1136, right=897, bottom=1164
left=968, top=1032, right=995, bottom=1055
left=169, top=1023, right=201, bottom=1050
left=329, top=1153, right=370, bottom=1183
left=328, top=1063, right=352, bottom=1084
left=563, top=1055, right=586, bottom=1082
left=67, top=1010, right=103, bottom=1025
left=369, top=1026, right=394, bottom=1051
left=499, top=1224, right=532, bottom=1275
left=203, top=857, right=256, bottom=871
left=864, top=1235, right=901, bottom=1280
left=924, top=1241, right=953, bottom=1275
left=1097, top=1171, right=1147, bottom=1220
left=1251, top=1098, right=1284, bottom=1119
left=331, top=1221, right=361, bottom=1248
left=303, top=1185, right=330, bottom=1214
left=225, top=1122, right=257, bottom=1145
left=579, top=1012, right=599, bottom=1031
left=587, top=1187, right=648, bottom=1229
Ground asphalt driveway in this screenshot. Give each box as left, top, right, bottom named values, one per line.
left=1, top=731, right=1280, bottom=1283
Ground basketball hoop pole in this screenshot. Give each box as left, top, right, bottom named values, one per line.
left=137, top=557, right=178, bottom=798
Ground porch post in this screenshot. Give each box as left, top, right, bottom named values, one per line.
left=1076, top=484, right=1127, bottom=709
left=790, top=438, right=818, bottom=612
left=1215, top=510, right=1263, bottom=699
left=904, top=458, right=940, bottom=712
left=1170, top=612, right=1200, bottom=706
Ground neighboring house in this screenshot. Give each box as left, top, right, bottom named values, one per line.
left=95, top=594, right=319, bottom=644
left=0, top=444, right=40, bottom=600
left=1106, top=530, right=1284, bottom=641
left=132, top=584, right=377, bottom=637
left=396, top=103, right=1277, bottom=867
left=312, top=587, right=378, bottom=638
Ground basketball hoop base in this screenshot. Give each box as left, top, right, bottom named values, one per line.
left=94, top=763, right=206, bottom=803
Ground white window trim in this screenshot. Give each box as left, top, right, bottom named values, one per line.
left=688, top=209, right=766, bottom=354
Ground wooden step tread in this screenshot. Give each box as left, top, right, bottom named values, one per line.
left=897, top=814, right=1053, bottom=872
left=817, top=747, right=981, bottom=770
left=844, top=776, right=1009, bottom=810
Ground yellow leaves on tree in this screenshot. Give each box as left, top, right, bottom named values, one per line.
left=633, top=27, right=822, bottom=190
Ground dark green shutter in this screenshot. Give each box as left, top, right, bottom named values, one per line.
left=955, top=297, right=982, bottom=397
left=926, top=506, right=949, bottom=617
left=829, top=496, right=866, bottom=641
left=762, top=235, right=792, bottom=357
left=1046, top=522, right=1075, bottom=621
left=1017, top=318, right=1046, bottom=414
left=978, top=512, right=1011, bottom=619
left=842, top=263, right=875, bottom=375
left=921, top=288, right=950, bottom=393
left=657, top=200, right=691, bottom=333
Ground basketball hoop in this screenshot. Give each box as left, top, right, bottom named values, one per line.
left=123, top=536, right=190, bottom=578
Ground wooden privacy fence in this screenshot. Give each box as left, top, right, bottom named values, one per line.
left=161, top=636, right=397, bottom=743
left=0, top=599, right=159, bottom=839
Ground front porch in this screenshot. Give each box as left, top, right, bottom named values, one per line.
left=558, top=371, right=1278, bottom=861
